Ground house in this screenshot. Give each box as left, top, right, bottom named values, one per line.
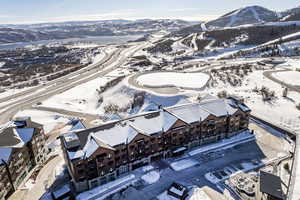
left=60, top=97, right=251, bottom=192
left=0, top=117, right=47, bottom=200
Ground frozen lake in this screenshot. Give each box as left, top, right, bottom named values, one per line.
left=0, top=35, right=143, bottom=50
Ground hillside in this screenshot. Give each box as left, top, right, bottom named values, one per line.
left=206, top=6, right=278, bottom=28
left=0, top=19, right=193, bottom=44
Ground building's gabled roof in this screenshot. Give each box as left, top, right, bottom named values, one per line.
left=63, top=97, right=251, bottom=161
left=82, top=134, right=100, bottom=158
left=92, top=123, right=139, bottom=147
left=0, top=148, right=12, bottom=165
left=167, top=103, right=211, bottom=124
left=199, top=99, right=237, bottom=117
left=129, top=110, right=178, bottom=135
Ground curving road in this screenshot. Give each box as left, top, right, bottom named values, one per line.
left=0, top=42, right=147, bottom=124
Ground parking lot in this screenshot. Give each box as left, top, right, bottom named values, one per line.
left=124, top=121, right=292, bottom=200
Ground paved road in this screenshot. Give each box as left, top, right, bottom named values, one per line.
left=0, top=42, right=146, bottom=124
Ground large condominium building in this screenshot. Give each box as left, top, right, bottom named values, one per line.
left=61, top=97, right=251, bottom=192
left=0, top=117, right=47, bottom=200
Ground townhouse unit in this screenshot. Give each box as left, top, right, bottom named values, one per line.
left=0, top=117, right=47, bottom=200
left=61, top=97, right=251, bottom=192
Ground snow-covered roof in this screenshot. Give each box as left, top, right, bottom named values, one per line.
left=64, top=98, right=251, bottom=160
left=93, top=123, right=139, bottom=147
left=199, top=99, right=237, bottom=117
left=82, top=134, right=100, bottom=158
left=129, top=110, right=178, bottom=135
left=0, top=121, right=16, bottom=132
left=167, top=104, right=210, bottom=124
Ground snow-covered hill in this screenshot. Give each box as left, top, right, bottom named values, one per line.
left=0, top=19, right=194, bottom=44
left=206, top=6, right=278, bottom=28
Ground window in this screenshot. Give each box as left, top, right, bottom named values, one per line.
left=108, top=161, right=114, bottom=166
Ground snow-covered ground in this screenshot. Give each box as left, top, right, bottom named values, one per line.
left=170, top=159, right=199, bottom=171
left=14, top=109, right=70, bottom=134
left=205, top=63, right=300, bottom=132
left=273, top=71, right=300, bottom=86
left=136, top=72, right=210, bottom=89
left=42, top=76, right=115, bottom=114
left=141, top=170, right=160, bottom=184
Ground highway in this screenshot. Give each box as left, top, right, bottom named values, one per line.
left=0, top=42, right=147, bottom=124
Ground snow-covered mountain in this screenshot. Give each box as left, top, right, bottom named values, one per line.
left=280, top=6, right=300, bottom=21
left=206, top=6, right=278, bottom=28
left=0, top=19, right=194, bottom=44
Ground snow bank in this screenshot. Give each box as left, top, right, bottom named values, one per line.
left=141, top=171, right=160, bottom=184
left=136, top=72, right=210, bottom=89
left=170, top=159, right=199, bottom=171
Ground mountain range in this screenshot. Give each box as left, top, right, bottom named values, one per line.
left=0, top=19, right=195, bottom=44
left=0, top=5, right=300, bottom=44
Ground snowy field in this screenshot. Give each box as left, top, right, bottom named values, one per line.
left=136, top=72, right=210, bottom=89
left=205, top=62, right=300, bottom=132
left=273, top=71, right=300, bottom=86
left=42, top=76, right=115, bottom=114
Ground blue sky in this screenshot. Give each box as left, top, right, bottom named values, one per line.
left=0, top=0, right=299, bottom=24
